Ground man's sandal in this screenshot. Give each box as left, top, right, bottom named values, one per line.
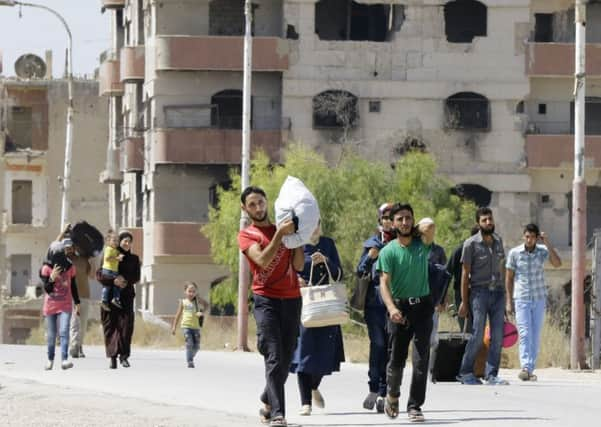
left=384, top=397, right=399, bottom=419
left=259, top=407, right=271, bottom=424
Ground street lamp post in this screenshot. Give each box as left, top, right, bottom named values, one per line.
left=0, top=1, right=74, bottom=231
left=237, top=0, right=253, bottom=352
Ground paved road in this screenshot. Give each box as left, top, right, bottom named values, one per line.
left=1, top=344, right=600, bottom=426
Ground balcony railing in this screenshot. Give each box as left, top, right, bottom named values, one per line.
left=155, top=36, right=289, bottom=71
left=98, top=50, right=123, bottom=96
left=526, top=134, right=601, bottom=168
left=154, top=222, right=210, bottom=257
left=121, top=136, right=144, bottom=172
left=526, top=42, right=601, bottom=77
left=120, top=46, right=145, bottom=82
left=101, top=0, right=125, bottom=9
left=153, top=128, right=283, bottom=165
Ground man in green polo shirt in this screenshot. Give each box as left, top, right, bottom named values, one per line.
left=377, top=203, right=434, bottom=423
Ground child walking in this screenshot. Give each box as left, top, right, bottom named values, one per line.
left=100, top=232, right=124, bottom=311
left=171, top=281, right=209, bottom=368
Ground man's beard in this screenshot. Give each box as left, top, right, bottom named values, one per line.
left=480, top=225, right=495, bottom=235
left=394, top=227, right=413, bottom=237
left=249, top=211, right=268, bottom=222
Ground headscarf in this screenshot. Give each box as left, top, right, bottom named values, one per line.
left=118, top=229, right=134, bottom=243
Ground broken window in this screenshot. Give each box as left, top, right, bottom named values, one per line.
left=209, top=180, right=233, bottom=209
left=10, top=254, right=31, bottom=297
left=11, top=180, right=33, bottom=224
left=313, top=90, right=358, bottom=129
left=8, top=106, right=33, bottom=149
left=315, top=0, right=404, bottom=42
left=444, top=92, right=490, bottom=131
left=444, top=0, right=487, bottom=43
left=570, top=98, right=601, bottom=135
left=451, top=183, right=491, bottom=207
left=534, top=13, right=553, bottom=42
left=210, top=0, right=255, bottom=36
left=211, top=90, right=244, bottom=129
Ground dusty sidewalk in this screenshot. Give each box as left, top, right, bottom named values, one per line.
left=0, top=375, right=249, bottom=427
left=1, top=344, right=600, bottom=426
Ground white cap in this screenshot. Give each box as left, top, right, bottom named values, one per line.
left=417, top=217, right=435, bottom=226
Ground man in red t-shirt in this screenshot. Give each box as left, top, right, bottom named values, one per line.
left=238, top=186, right=304, bottom=427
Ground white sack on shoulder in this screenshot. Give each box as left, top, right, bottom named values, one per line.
left=274, top=176, right=321, bottom=249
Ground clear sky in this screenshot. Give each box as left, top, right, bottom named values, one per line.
left=0, top=1, right=109, bottom=79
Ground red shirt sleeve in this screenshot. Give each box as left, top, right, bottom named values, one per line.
left=238, top=227, right=264, bottom=253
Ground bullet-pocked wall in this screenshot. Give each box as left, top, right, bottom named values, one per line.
left=281, top=0, right=531, bottom=246
left=0, top=80, right=109, bottom=296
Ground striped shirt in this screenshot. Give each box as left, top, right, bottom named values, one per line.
left=506, top=244, right=549, bottom=301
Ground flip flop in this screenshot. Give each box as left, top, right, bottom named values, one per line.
left=384, top=397, right=399, bottom=419
left=259, top=407, right=271, bottom=424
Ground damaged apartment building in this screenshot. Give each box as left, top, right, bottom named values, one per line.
left=0, top=52, right=109, bottom=343
left=98, top=0, right=601, bottom=316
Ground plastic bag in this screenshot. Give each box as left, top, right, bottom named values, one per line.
left=274, top=176, right=320, bottom=249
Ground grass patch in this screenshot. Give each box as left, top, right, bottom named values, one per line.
left=436, top=311, right=570, bottom=369
left=26, top=310, right=570, bottom=369
left=26, top=315, right=255, bottom=352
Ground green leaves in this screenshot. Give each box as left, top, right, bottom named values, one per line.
left=202, top=145, right=476, bottom=307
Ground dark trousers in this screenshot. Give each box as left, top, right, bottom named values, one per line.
left=297, top=372, right=323, bottom=405
left=365, top=305, right=389, bottom=396
left=253, top=294, right=302, bottom=419
left=387, top=297, right=434, bottom=411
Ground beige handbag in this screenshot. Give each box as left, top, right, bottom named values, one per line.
left=300, top=258, right=349, bottom=328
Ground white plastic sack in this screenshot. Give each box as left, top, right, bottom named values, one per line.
left=274, top=176, right=320, bottom=249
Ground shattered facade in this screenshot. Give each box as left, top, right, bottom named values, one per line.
left=98, top=0, right=601, bottom=315
left=0, top=73, right=110, bottom=343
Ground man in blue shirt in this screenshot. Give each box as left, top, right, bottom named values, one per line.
left=505, top=223, right=561, bottom=381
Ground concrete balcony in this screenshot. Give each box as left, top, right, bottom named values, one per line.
left=121, top=136, right=144, bottom=172
left=154, top=222, right=210, bottom=257
left=120, top=46, right=145, bottom=82
left=101, top=0, right=125, bottom=9
left=98, top=56, right=124, bottom=96
left=153, top=128, right=282, bottom=165
left=155, top=36, right=289, bottom=71
left=526, top=43, right=601, bottom=77
left=99, top=148, right=123, bottom=183
left=526, top=134, right=601, bottom=168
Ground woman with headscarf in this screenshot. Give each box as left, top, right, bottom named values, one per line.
left=40, top=239, right=80, bottom=370
left=356, top=203, right=395, bottom=413
left=289, top=222, right=345, bottom=416
left=100, top=230, right=141, bottom=369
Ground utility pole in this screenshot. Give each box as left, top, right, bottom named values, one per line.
left=237, top=0, right=253, bottom=351
left=592, top=231, right=601, bottom=369
left=571, top=0, right=587, bottom=370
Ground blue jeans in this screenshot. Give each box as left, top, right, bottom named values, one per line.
left=46, top=311, right=72, bottom=361
left=459, top=287, right=505, bottom=379
left=101, top=269, right=120, bottom=303
left=364, top=305, right=388, bottom=396
left=183, top=328, right=201, bottom=363
left=515, top=298, right=545, bottom=374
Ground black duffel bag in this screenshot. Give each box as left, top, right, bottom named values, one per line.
left=71, top=221, right=104, bottom=258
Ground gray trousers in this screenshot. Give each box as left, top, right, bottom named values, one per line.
left=69, top=299, right=90, bottom=352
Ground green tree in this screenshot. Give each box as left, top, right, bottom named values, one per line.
left=202, top=144, right=476, bottom=309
